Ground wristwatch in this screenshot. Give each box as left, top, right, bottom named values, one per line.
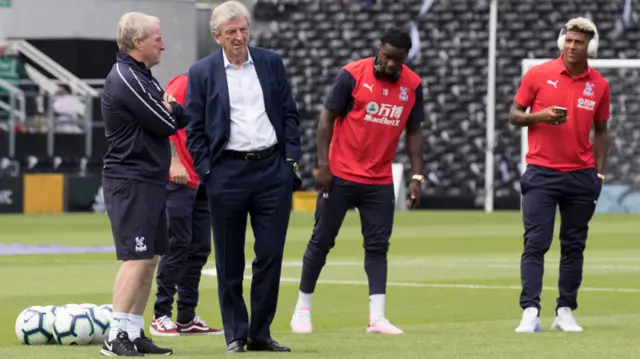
left=411, top=174, right=425, bottom=183
left=597, top=173, right=605, bottom=182
left=286, top=158, right=299, bottom=172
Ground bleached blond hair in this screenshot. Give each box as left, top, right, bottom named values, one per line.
left=116, top=12, right=160, bottom=52
left=210, top=1, right=251, bottom=34
left=565, top=17, right=597, bottom=36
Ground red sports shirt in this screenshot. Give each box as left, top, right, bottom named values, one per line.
left=324, top=58, right=424, bottom=184
left=166, top=74, right=199, bottom=188
left=514, top=55, right=611, bottom=171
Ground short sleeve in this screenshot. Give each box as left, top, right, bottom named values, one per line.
left=407, top=83, right=425, bottom=124
left=323, top=69, right=356, bottom=114
left=594, top=82, right=611, bottom=121
left=165, top=74, right=188, bottom=106
left=513, top=68, right=537, bottom=109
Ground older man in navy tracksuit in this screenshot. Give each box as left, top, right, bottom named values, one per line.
left=186, top=0, right=301, bottom=354
left=100, top=11, right=190, bottom=357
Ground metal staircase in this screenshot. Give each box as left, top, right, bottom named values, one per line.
left=1, top=40, right=99, bottom=158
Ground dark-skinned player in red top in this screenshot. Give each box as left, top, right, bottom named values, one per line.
left=149, top=74, right=223, bottom=338
left=290, top=28, right=425, bottom=335
left=508, top=17, right=611, bottom=333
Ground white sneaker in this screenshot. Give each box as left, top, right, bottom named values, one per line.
left=515, top=307, right=542, bottom=333
left=366, top=317, right=404, bottom=335
left=551, top=307, right=583, bottom=332
left=290, top=307, right=312, bottom=333
left=149, top=315, right=179, bottom=337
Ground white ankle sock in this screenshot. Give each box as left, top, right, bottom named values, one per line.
left=296, top=291, right=312, bottom=310
left=369, top=294, right=385, bottom=320
left=127, top=314, right=144, bottom=340
left=108, top=312, right=129, bottom=342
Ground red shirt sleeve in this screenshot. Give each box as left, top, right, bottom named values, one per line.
left=513, top=68, right=538, bottom=108
left=165, top=74, right=188, bottom=142
left=594, top=82, right=611, bottom=121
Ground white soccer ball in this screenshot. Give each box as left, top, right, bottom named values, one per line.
left=53, top=308, right=95, bottom=345
left=15, top=306, right=55, bottom=345
left=79, top=303, right=98, bottom=309
left=99, top=304, right=113, bottom=323
left=62, top=304, right=83, bottom=311
left=87, top=307, right=111, bottom=344
left=40, top=305, right=60, bottom=317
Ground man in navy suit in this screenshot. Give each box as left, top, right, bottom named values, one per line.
left=185, top=0, right=300, bottom=353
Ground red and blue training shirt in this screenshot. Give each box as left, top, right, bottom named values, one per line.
left=324, top=57, right=425, bottom=185
left=514, top=55, right=611, bottom=171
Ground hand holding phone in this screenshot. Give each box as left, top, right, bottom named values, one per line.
left=537, top=106, right=568, bottom=125
left=553, top=106, right=568, bottom=117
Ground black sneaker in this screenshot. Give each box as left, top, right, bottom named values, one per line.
left=100, top=330, right=143, bottom=356
left=133, top=329, right=173, bottom=355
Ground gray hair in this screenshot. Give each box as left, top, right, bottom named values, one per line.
left=116, top=12, right=160, bottom=52
left=210, top=1, right=251, bottom=34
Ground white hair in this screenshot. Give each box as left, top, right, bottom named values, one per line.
left=117, top=12, right=160, bottom=52
left=210, top=1, right=251, bottom=34
left=566, top=17, right=597, bottom=34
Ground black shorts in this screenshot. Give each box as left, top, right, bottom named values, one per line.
left=103, top=177, right=168, bottom=261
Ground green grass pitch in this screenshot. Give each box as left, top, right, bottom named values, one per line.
left=0, top=211, right=639, bottom=358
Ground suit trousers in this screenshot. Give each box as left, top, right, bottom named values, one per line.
left=204, top=151, right=293, bottom=344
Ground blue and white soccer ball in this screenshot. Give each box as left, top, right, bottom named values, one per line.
left=53, top=307, right=95, bottom=345
left=86, top=307, right=111, bottom=344
left=15, top=306, right=55, bottom=345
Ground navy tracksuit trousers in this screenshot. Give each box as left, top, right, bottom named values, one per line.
left=153, top=182, right=211, bottom=324
left=299, top=176, right=395, bottom=296
left=519, top=164, right=602, bottom=313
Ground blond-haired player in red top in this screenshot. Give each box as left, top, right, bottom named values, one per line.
left=508, top=17, right=611, bottom=333
left=290, top=28, right=425, bottom=335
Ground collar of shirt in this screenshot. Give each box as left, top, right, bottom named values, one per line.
left=116, top=52, right=152, bottom=76
left=554, top=54, right=591, bottom=79
left=222, top=48, right=253, bottom=69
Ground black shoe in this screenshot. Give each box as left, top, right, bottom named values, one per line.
left=100, top=330, right=144, bottom=357
left=133, top=329, right=173, bottom=355
left=226, top=340, right=246, bottom=353
left=247, top=338, right=291, bottom=352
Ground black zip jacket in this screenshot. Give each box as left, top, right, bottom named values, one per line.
left=101, top=52, right=189, bottom=185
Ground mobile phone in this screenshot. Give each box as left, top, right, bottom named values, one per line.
left=553, top=106, right=568, bottom=116
left=407, top=195, right=416, bottom=208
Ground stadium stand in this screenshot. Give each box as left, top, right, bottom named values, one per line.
left=0, top=0, right=638, bottom=206
left=251, top=0, right=640, bottom=200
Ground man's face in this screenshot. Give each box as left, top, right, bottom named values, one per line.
left=377, top=43, right=407, bottom=76
left=214, top=17, right=250, bottom=61
left=563, top=30, right=591, bottom=64
left=136, top=22, right=165, bottom=67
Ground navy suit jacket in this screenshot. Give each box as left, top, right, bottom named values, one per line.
left=185, top=46, right=301, bottom=182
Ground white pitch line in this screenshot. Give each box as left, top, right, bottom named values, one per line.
left=206, top=260, right=640, bottom=271
left=200, top=269, right=640, bottom=294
